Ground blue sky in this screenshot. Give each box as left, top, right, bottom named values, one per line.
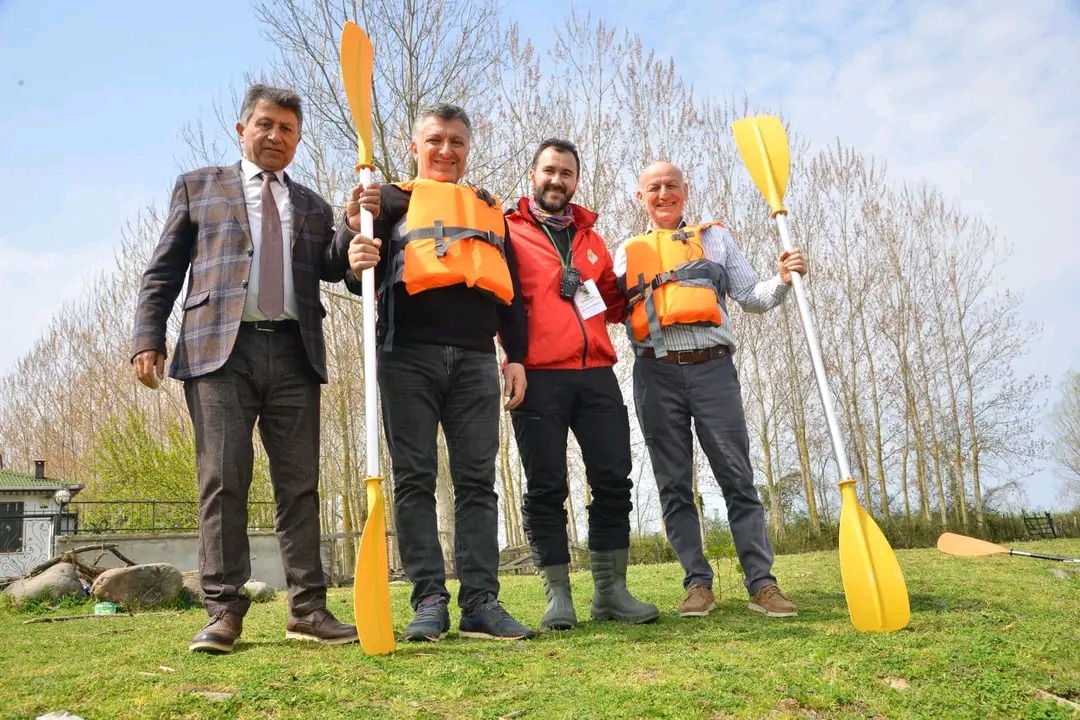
left=1, top=0, right=1078, bottom=507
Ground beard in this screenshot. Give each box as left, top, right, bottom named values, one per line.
left=534, top=185, right=571, bottom=213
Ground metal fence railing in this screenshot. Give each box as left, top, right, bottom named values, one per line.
left=67, top=501, right=276, bottom=534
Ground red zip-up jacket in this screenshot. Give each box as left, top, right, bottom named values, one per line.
left=505, top=197, right=626, bottom=370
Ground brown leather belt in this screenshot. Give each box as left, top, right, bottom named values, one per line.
left=638, top=345, right=730, bottom=364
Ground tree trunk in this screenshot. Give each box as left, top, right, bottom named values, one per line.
left=781, top=310, right=819, bottom=533
left=435, top=428, right=456, bottom=575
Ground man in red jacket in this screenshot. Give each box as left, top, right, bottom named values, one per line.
left=505, top=139, right=658, bottom=630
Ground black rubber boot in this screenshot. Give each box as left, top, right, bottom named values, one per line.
left=589, top=548, right=660, bottom=624
left=539, top=564, right=577, bottom=630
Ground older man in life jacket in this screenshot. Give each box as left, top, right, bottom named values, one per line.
left=505, top=138, right=659, bottom=630
left=344, top=103, right=532, bottom=642
left=613, top=160, right=806, bottom=619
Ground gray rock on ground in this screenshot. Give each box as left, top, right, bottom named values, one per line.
left=178, top=573, right=275, bottom=605
left=2, top=563, right=84, bottom=606
left=91, top=563, right=183, bottom=608
left=242, top=581, right=275, bottom=602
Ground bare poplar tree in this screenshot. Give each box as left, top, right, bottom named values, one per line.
left=1050, top=370, right=1080, bottom=507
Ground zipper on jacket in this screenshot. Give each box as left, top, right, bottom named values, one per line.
left=572, top=302, right=589, bottom=369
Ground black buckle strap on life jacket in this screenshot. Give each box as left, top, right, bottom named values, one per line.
left=433, top=220, right=446, bottom=257
left=669, top=227, right=697, bottom=243
left=627, top=271, right=647, bottom=310
left=636, top=272, right=667, bottom=359
left=401, top=225, right=506, bottom=258
left=651, top=269, right=679, bottom=289
left=650, top=264, right=713, bottom=291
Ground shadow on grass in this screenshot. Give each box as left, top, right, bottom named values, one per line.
left=205, top=589, right=992, bottom=655
left=536, top=592, right=856, bottom=644
left=568, top=618, right=824, bottom=644
left=785, top=590, right=988, bottom=624
left=908, top=593, right=987, bottom=613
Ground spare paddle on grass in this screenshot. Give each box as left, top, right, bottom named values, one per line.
left=937, top=532, right=1080, bottom=563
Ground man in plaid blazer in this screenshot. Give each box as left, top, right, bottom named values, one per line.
left=131, top=84, right=382, bottom=653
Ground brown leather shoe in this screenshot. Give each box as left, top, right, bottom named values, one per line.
left=189, top=610, right=243, bottom=653
left=748, top=583, right=798, bottom=617
left=677, top=584, right=717, bottom=617
left=285, top=608, right=359, bottom=645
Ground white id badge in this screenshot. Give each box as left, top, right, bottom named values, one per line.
left=574, top=278, right=607, bottom=319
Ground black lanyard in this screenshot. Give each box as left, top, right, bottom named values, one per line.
left=539, top=224, right=574, bottom=268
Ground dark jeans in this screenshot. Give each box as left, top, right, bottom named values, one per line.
left=378, top=343, right=501, bottom=610
left=511, top=367, right=633, bottom=566
left=633, top=352, right=776, bottom=595
left=184, top=323, right=326, bottom=618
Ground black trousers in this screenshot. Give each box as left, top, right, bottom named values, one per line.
left=184, top=323, right=326, bottom=618
left=377, top=343, right=502, bottom=610
left=511, top=367, right=633, bottom=566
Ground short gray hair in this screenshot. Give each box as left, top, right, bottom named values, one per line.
left=412, top=103, right=472, bottom=137
left=239, top=84, right=303, bottom=131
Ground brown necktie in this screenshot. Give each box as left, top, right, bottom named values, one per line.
left=258, top=171, right=285, bottom=320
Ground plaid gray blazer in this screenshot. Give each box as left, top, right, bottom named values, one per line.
left=131, top=162, right=350, bottom=382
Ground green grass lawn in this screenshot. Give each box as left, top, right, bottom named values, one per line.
left=2, top=540, right=1078, bottom=720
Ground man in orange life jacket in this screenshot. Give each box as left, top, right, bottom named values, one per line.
left=614, top=161, right=807, bottom=619
left=505, top=139, right=659, bottom=630
left=344, top=104, right=532, bottom=641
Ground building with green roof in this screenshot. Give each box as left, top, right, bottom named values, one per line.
left=0, top=461, right=82, bottom=577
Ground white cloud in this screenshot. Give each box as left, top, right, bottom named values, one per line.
left=733, top=1, right=1080, bottom=293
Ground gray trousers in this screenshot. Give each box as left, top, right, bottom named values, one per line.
left=184, top=323, right=326, bottom=618
left=632, top=352, right=776, bottom=595
left=378, top=343, right=501, bottom=611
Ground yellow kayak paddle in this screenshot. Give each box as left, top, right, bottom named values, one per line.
left=733, top=115, right=911, bottom=632
left=937, top=532, right=1080, bottom=563
left=340, top=19, right=394, bottom=655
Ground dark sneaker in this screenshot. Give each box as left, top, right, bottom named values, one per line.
left=748, top=584, right=798, bottom=617
left=678, top=584, right=716, bottom=618
left=285, top=608, right=359, bottom=645
left=189, top=610, right=243, bottom=653
left=459, top=597, right=534, bottom=640
left=403, top=595, right=450, bottom=642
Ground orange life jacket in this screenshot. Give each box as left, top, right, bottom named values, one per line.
left=391, top=179, right=513, bottom=305
left=624, top=223, right=724, bottom=352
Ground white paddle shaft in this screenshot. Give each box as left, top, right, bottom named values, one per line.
left=774, top=213, right=852, bottom=481
left=359, top=167, right=379, bottom=478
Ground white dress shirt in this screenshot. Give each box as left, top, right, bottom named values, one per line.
left=240, top=157, right=298, bottom=321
